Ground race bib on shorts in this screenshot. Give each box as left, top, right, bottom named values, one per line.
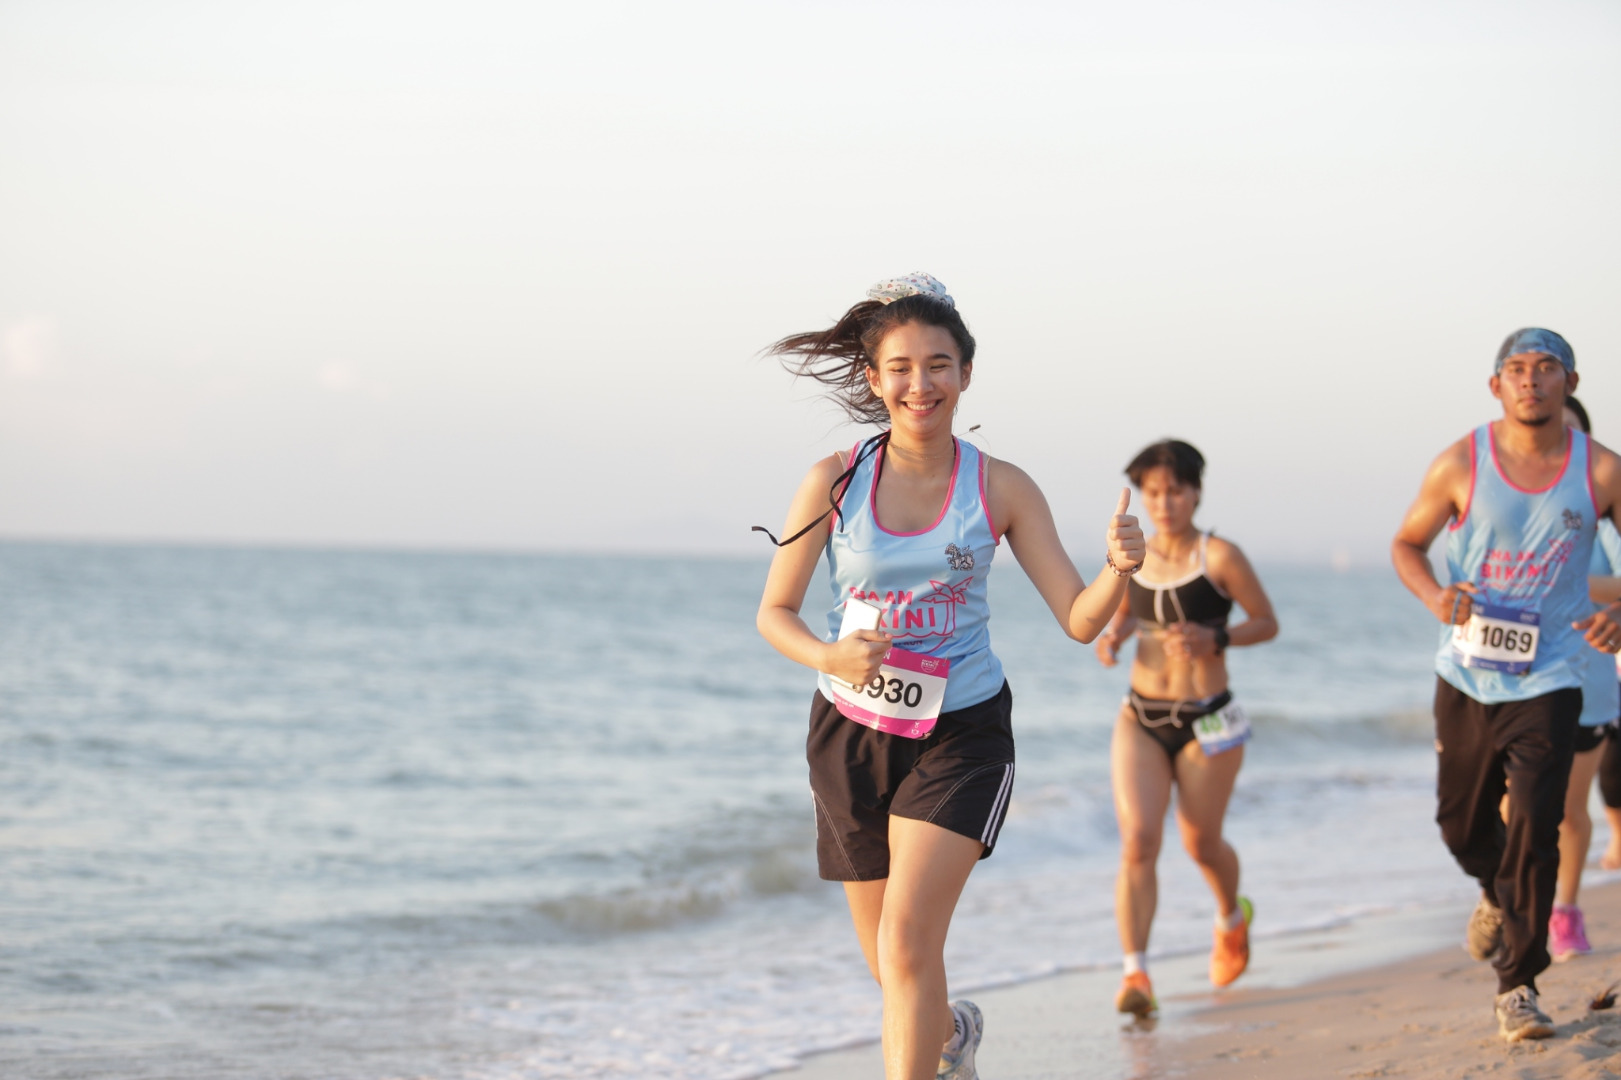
left=1193, top=698, right=1251, bottom=755
left=1451, top=602, right=1540, bottom=675
left=829, top=598, right=950, bottom=739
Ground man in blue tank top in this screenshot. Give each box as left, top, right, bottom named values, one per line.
left=1393, top=328, right=1621, bottom=1042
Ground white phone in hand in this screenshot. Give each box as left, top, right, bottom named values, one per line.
left=832, top=598, right=884, bottom=688
left=838, top=597, right=882, bottom=638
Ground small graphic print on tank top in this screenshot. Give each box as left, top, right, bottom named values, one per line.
left=945, top=544, right=975, bottom=571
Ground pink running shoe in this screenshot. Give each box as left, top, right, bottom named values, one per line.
left=1549, top=904, right=1592, bottom=961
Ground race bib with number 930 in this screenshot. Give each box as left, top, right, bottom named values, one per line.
left=829, top=647, right=951, bottom=739
left=828, top=598, right=950, bottom=739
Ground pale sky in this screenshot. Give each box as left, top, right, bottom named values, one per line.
left=2, top=0, right=1618, bottom=565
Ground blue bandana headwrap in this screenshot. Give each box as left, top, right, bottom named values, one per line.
left=866, top=272, right=955, bottom=309
left=1495, top=328, right=1575, bottom=372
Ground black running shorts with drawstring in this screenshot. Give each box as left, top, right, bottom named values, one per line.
left=806, top=681, right=1015, bottom=882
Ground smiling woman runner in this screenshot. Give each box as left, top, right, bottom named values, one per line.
left=1094, top=439, right=1278, bottom=1018
left=755, top=273, right=1145, bottom=1080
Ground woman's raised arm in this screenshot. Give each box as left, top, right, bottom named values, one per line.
left=990, top=459, right=1145, bottom=644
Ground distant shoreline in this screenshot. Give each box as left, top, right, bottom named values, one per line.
left=0, top=534, right=1396, bottom=569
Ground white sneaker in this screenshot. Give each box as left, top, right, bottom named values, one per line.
left=1494, top=985, right=1555, bottom=1043
left=937, top=1000, right=983, bottom=1079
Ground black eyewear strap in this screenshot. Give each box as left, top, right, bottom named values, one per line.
left=752, top=431, right=891, bottom=547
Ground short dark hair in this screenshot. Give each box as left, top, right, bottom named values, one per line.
left=1126, top=439, right=1206, bottom=489
left=1566, top=394, right=1592, bottom=434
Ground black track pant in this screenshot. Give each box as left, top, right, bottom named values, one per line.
left=1433, top=677, right=1580, bottom=995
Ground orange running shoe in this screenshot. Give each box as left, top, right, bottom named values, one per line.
left=1115, top=971, right=1157, bottom=1017
left=1210, top=896, right=1254, bottom=987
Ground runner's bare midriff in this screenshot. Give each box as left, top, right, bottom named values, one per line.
left=1131, top=632, right=1228, bottom=701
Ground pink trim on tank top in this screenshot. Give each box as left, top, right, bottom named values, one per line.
left=870, top=437, right=960, bottom=537
left=1450, top=430, right=1476, bottom=531
left=1587, top=432, right=1600, bottom=519
left=831, top=441, right=861, bottom=521
left=1488, top=423, right=1571, bottom=495
left=977, top=448, right=1001, bottom=545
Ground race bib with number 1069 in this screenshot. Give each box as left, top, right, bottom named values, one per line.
left=1451, top=602, right=1540, bottom=675
left=828, top=598, right=950, bottom=739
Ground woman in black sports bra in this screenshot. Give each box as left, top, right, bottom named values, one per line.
left=1093, top=439, right=1278, bottom=1018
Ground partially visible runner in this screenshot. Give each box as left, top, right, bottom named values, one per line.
left=1392, top=329, right=1621, bottom=1042
left=1588, top=390, right=1621, bottom=874
left=1600, top=605, right=1621, bottom=867
left=1094, top=440, right=1278, bottom=1017
left=1547, top=395, right=1621, bottom=960
left=1601, top=657, right=1621, bottom=868
left=755, top=273, right=1145, bottom=1080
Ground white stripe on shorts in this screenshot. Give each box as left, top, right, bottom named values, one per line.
left=981, top=763, right=1015, bottom=847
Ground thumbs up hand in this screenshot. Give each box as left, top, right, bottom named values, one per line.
left=1107, top=487, right=1145, bottom=574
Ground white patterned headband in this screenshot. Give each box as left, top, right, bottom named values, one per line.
left=866, top=272, right=955, bottom=309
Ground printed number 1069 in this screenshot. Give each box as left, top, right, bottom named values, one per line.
left=1458, top=623, right=1534, bottom=654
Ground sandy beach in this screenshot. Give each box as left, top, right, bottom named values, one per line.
left=786, top=880, right=1621, bottom=1079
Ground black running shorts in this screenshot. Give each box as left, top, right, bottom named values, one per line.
left=806, top=681, right=1015, bottom=882
left=1575, top=721, right=1616, bottom=754
left=1123, top=689, right=1235, bottom=761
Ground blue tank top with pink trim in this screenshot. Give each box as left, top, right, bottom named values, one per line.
left=1580, top=521, right=1621, bottom=726
left=1435, top=423, right=1598, bottom=704
left=818, top=435, right=1004, bottom=713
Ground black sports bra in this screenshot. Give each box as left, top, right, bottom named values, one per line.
left=1127, top=532, right=1234, bottom=628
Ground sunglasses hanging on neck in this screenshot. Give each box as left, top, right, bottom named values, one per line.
left=752, top=431, right=891, bottom=547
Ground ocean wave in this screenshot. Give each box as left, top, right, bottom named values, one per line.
left=534, top=881, right=736, bottom=934
left=534, top=841, right=821, bottom=936
left=1248, top=707, right=1435, bottom=746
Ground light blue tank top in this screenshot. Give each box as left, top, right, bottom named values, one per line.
left=818, top=435, right=1004, bottom=712
left=1581, top=520, right=1621, bottom=726
left=1436, top=423, right=1598, bottom=703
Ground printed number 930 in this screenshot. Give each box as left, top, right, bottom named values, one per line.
left=861, top=675, right=925, bottom=709
left=1461, top=624, right=1535, bottom=654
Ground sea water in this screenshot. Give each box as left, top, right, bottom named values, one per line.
left=0, top=542, right=1606, bottom=1079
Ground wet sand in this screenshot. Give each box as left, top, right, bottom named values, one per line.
left=784, top=881, right=1621, bottom=1079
